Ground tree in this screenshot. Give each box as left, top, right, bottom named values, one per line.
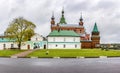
left=5, top=17, right=36, bottom=49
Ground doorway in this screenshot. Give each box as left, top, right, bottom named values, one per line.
left=44, top=45, right=46, bottom=49
left=27, top=45, right=30, bottom=50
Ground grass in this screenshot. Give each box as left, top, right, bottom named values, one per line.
left=28, top=49, right=120, bottom=58
left=0, top=50, right=25, bottom=57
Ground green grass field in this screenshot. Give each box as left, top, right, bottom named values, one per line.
left=0, top=50, right=25, bottom=57
left=28, top=49, right=120, bottom=58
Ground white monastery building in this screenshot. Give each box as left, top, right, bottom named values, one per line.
left=47, top=30, right=81, bottom=49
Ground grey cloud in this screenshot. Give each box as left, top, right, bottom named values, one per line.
left=0, top=0, right=120, bottom=43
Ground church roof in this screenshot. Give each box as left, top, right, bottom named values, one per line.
left=92, top=23, right=99, bottom=32
left=48, top=30, right=79, bottom=37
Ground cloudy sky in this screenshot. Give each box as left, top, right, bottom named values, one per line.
left=0, top=0, right=120, bottom=43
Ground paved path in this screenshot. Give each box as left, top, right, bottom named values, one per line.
left=12, top=50, right=35, bottom=58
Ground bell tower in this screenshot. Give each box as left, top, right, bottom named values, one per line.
left=51, top=12, right=55, bottom=25
left=79, top=13, right=84, bottom=26
left=91, top=22, right=100, bottom=48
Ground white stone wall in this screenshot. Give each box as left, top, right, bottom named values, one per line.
left=0, top=42, right=18, bottom=50
left=0, top=42, right=33, bottom=50
left=48, top=37, right=80, bottom=42
left=48, top=43, right=80, bottom=49
left=48, top=36, right=81, bottom=49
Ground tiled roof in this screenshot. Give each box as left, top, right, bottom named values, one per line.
left=48, top=30, right=79, bottom=37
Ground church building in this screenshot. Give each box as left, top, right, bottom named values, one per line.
left=50, top=8, right=100, bottom=48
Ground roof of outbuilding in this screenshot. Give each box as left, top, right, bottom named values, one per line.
left=0, top=38, right=15, bottom=42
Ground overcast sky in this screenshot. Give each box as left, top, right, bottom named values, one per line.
left=0, top=0, right=120, bottom=43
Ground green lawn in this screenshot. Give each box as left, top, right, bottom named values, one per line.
left=0, top=50, right=25, bottom=57
left=28, top=49, right=120, bottom=58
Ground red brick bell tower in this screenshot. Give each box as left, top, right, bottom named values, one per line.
left=91, top=22, right=100, bottom=48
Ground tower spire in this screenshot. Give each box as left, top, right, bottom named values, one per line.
left=62, top=7, right=64, bottom=16
left=59, top=7, right=67, bottom=24
left=80, top=12, right=83, bottom=21
left=51, top=11, right=55, bottom=25
left=51, top=11, right=55, bottom=19
left=92, top=22, right=99, bottom=33
left=79, top=12, right=84, bottom=26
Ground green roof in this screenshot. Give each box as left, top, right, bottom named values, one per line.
left=48, top=30, right=79, bottom=37
left=92, top=23, right=99, bottom=32
left=0, top=38, right=15, bottom=42
left=59, top=16, right=67, bottom=24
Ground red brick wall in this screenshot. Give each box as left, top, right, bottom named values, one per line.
left=81, top=41, right=92, bottom=48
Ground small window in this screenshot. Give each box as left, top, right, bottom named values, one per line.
left=53, top=37, right=55, bottom=42
left=3, top=44, right=6, bottom=48
left=64, top=44, right=66, bottom=48
left=75, top=44, right=77, bottom=48
left=80, top=30, right=81, bottom=33
left=36, top=38, right=38, bottom=41
left=74, top=38, right=75, bottom=42
left=11, top=44, right=14, bottom=48
left=56, top=44, right=58, bottom=47
left=64, top=38, right=66, bottom=42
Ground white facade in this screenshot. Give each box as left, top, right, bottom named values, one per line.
left=0, top=42, right=18, bottom=50
left=0, top=34, right=47, bottom=50
left=31, top=34, right=43, bottom=42
left=48, top=37, right=81, bottom=49
left=20, top=34, right=47, bottom=50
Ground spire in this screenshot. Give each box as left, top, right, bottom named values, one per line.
left=51, top=11, right=55, bottom=20
left=62, top=7, right=64, bottom=16
left=51, top=11, right=55, bottom=25
left=92, top=22, right=99, bottom=32
left=59, top=7, right=67, bottom=24
left=80, top=12, right=83, bottom=21
left=79, top=12, right=84, bottom=26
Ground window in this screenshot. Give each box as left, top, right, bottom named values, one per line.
left=53, top=37, right=55, bottom=42
left=74, top=37, right=75, bottom=42
left=36, top=38, right=38, bottom=41
left=64, top=44, right=66, bottom=48
left=56, top=44, right=58, bottom=47
left=75, top=44, right=77, bottom=48
left=11, top=44, right=14, bottom=48
left=80, top=30, right=82, bottom=33
left=64, top=38, right=66, bottom=42
left=3, top=44, right=6, bottom=48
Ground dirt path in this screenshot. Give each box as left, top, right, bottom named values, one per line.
left=11, top=50, right=36, bottom=58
